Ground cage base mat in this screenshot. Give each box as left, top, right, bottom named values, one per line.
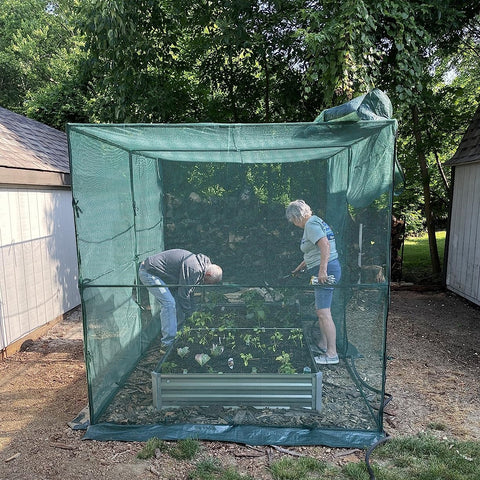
left=83, top=421, right=385, bottom=448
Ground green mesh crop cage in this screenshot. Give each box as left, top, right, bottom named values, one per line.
left=67, top=89, right=401, bottom=447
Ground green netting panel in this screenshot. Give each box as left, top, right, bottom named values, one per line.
left=67, top=91, right=399, bottom=447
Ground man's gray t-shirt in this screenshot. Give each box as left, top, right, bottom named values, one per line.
left=300, top=216, right=338, bottom=269
left=143, top=249, right=211, bottom=316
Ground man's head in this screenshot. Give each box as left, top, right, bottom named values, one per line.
left=204, top=264, right=223, bottom=284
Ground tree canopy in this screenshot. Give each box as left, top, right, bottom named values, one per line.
left=1, top=0, right=480, bottom=275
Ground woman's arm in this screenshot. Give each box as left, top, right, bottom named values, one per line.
left=316, top=236, right=330, bottom=283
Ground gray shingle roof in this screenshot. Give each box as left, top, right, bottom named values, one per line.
left=447, top=105, right=480, bottom=166
left=0, top=106, right=69, bottom=173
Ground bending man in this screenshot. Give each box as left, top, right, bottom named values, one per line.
left=139, top=249, right=222, bottom=346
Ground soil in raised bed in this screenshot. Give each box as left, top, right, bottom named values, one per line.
left=159, top=326, right=314, bottom=375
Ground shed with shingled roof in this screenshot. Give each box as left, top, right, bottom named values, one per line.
left=445, top=105, right=480, bottom=305
left=0, top=107, right=80, bottom=358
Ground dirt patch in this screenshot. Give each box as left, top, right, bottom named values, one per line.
left=1, top=289, right=479, bottom=480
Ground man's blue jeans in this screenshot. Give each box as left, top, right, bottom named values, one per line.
left=138, top=264, right=177, bottom=345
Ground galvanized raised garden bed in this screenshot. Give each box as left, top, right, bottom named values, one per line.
left=151, top=323, right=321, bottom=411
left=152, top=370, right=322, bottom=411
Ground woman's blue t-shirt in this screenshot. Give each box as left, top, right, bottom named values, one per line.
left=300, top=215, right=338, bottom=269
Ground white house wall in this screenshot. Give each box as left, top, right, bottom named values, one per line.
left=446, top=163, right=480, bottom=306
left=0, top=187, right=80, bottom=350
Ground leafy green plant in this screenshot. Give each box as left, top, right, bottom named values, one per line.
left=161, top=361, right=178, bottom=373
left=225, top=331, right=236, bottom=349
left=210, top=343, right=224, bottom=356
left=240, top=352, right=253, bottom=367
left=270, top=331, right=283, bottom=352
left=275, top=351, right=296, bottom=374
left=195, top=353, right=211, bottom=366
left=203, top=291, right=228, bottom=311
left=241, top=332, right=263, bottom=351
left=177, top=346, right=190, bottom=358
left=241, top=289, right=267, bottom=322
left=189, top=311, right=215, bottom=328
left=287, top=328, right=304, bottom=348
left=178, top=326, right=195, bottom=344
left=220, top=314, right=236, bottom=329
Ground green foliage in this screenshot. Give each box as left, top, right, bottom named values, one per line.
left=188, top=459, right=223, bottom=480
left=189, top=458, right=256, bottom=480
left=160, top=361, right=178, bottom=373
left=374, top=434, right=480, bottom=479
left=147, top=434, right=480, bottom=480
left=137, top=435, right=480, bottom=480
left=170, top=438, right=201, bottom=460
left=0, top=0, right=88, bottom=126
left=137, top=437, right=201, bottom=461
left=427, top=422, right=447, bottom=432
left=275, top=351, right=296, bottom=374
left=240, top=352, right=253, bottom=367
left=2, top=0, right=480, bottom=255
left=189, top=312, right=215, bottom=329
left=269, top=456, right=328, bottom=479
left=402, top=231, right=445, bottom=282
left=267, top=435, right=480, bottom=480
left=136, top=437, right=168, bottom=459
left=270, top=331, right=283, bottom=352
left=287, top=329, right=304, bottom=348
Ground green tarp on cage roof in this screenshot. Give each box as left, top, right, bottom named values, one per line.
left=67, top=89, right=399, bottom=447
left=69, top=121, right=391, bottom=160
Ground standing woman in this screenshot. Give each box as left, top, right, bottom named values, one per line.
left=286, top=200, right=341, bottom=365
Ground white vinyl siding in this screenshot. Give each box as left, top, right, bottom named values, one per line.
left=447, top=163, right=480, bottom=305
left=0, top=188, right=80, bottom=350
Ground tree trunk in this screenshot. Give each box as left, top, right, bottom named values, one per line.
left=411, top=105, right=441, bottom=275
left=426, top=130, right=450, bottom=192
left=264, top=53, right=270, bottom=122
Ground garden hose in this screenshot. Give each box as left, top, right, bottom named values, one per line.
left=365, top=434, right=391, bottom=480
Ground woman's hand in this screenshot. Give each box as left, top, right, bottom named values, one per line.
left=317, top=269, right=328, bottom=283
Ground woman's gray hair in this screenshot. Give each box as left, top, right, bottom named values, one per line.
left=285, top=199, right=312, bottom=223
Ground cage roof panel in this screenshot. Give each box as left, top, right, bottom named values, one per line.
left=67, top=121, right=396, bottom=163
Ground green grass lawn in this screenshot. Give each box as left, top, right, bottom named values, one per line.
left=137, top=433, right=480, bottom=479
left=401, top=231, right=445, bottom=282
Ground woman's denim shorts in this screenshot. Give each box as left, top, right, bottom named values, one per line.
left=308, top=258, right=341, bottom=309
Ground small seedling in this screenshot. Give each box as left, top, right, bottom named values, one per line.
left=177, top=346, right=190, bottom=358
left=288, top=328, right=304, bottom=347
left=195, top=353, right=211, bottom=366
left=270, top=331, right=283, bottom=352
left=210, top=343, right=224, bottom=356
left=240, top=352, right=253, bottom=367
